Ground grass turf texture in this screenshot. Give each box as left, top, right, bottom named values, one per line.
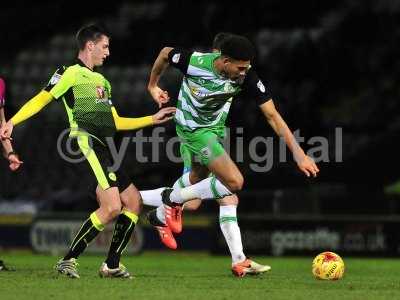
left=1, top=252, right=400, bottom=300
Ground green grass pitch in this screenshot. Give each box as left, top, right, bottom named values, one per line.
left=1, top=252, right=400, bottom=300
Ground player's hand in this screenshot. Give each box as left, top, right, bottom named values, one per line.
left=152, top=107, right=176, bottom=124
left=296, top=155, right=319, bottom=177
left=8, top=153, right=23, bottom=171
left=148, top=85, right=170, bottom=108
left=0, top=120, right=14, bottom=140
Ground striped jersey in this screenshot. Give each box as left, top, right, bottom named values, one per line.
left=167, top=48, right=272, bottom=131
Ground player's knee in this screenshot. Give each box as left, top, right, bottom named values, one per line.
left=219, top=194, right=239, bottom=206
left=126, top=199, right=142, bottom=214
left=106, top=202, right=122, bottom=219
left=226, top=176, right=244, bottom=192
left=122, top=192, right=142, bottom=214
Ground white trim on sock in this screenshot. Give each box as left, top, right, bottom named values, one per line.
left=219, top=205, right=246, bottom=265
left=173, top=173, right=191, bottom=190
left=219, top=205, right=237, bottom=217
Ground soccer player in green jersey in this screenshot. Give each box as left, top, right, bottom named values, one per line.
left=0, top=24, right=175, bottom=279
left=144, top=34, right=319, bottom=277
left=141, top=33, right=242, bottom=249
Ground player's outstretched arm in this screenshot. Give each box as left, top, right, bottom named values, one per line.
left=111, top=106, right=176, bottom=131
left=147, top=47, right=173, bottom=108
left=0, top=90, right=53, bottom=139
left=259, top=100, right=320, bottom=177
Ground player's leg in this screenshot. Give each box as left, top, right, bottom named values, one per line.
left=177, top=161, right=247, bottom=267
left=218, top=195, right=271, bottom=276
left=166, top=151, right=243, bottom=205
left=146, top=145, right=204, bottom=248
left=174, top=161, right=205, bottom=211
left=217, top=194, right=244, bottom=263
left=56, top=136, right=121, bottom=278
left=56, top=185, right=121, bottom=278
left=150, top=144, right=209, bottom=230
left=163, top=162, right=209, bottom=231
left=140, top=144, right=203, bottom=211
left=158, top=129, right=242, bottom=230
left=100, top=171, right=139, bottom=278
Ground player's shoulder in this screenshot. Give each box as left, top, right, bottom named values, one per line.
left=52, top=63, right=77, bottom=76
left=46, top=63, right=80, bottom=89
left=189, top=51, right=219, bottom=70
left=241, top=67, right=259, bottom=85
left=191, top=51, right=219, bottom=59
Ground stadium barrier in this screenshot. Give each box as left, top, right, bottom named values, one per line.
left=0, top=213, right=212, bottom=253
left=2, top=214, right=400, bottom=256
left=211, top=214, right=400, bottom=257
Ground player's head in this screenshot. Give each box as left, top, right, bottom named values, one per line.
left=219, top=34, right=255, bottom=83
left=76, top=23, right=110, bottom=67
left=212, top=32, right=233, bottom=52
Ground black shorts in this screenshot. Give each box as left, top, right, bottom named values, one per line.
left=74, top=135, right=131, bottom=191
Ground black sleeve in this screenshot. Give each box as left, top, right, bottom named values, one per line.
left=167, top=48, right=193, bottom=75
left=241, top=69, right=273, bottom=106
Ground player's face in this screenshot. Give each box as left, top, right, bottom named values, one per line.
left=223, top=58, right=250, bottom=84
left=91, top=35, right=110, bottom=67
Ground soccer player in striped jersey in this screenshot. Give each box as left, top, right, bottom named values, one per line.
left=0, top=24, right=175, bottom=279
left=144, top=34, right=319, bottom=277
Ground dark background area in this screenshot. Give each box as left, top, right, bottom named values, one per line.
left=1, top=0, right=399, bottom=215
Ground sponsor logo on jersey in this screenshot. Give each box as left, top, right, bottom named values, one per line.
left=257, top=80, right=266, bottom=93
left=49, top=73, right=62, bottom=85
left=172, top=53, right=181, bottom=63
left=190, top=87, right=210, bottom=99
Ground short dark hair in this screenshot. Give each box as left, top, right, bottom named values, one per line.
left=212, top=32, right=233, bottom=50
left=220, top=34, right=255, bottom=61
left=76, top=23, right=110, bottom=50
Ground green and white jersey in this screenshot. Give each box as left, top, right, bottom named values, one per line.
left=168, top=48, right=272, bottom=132
left=45, top=60, right=116, bottom=140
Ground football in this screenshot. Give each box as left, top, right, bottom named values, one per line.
left=312, top=251, right=345, bottom=280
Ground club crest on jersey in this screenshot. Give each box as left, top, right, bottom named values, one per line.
left=172, top=53, right=181, bottom=63
left=257, top=80, right=266, bottom=93
left=95, top=86, right=108, bottom=104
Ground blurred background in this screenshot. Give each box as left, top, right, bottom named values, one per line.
left=1, top=0, right=400, bottom=256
